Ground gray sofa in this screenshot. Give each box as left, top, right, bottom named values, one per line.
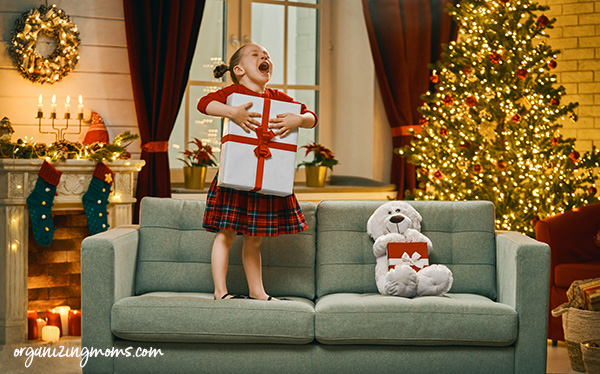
left=81, top=197, right=550, bottom=374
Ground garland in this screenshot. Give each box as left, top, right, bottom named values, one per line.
left=0, top=131, right=139, bottom=162
left=9, top=4, right=80, bottom=84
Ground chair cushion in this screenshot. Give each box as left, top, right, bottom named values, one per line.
left=315, top=293, right=517, bottom=346
left=111, top=292, right=315, bottom=344
left=554, top=261, right=600, bottom=288
left=135, top=198, right=317, bottom=299
left=316, top=200, right=497, bottom=299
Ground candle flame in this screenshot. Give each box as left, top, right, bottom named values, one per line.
left=78, top=94, right=82, bottom=104
left=38, top=94, right=42, bottom=104
left=52, top=94, right=56, bottom=104
left=66, top=95, right=70, bottom=104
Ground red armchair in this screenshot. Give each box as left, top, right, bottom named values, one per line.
left=535, top=203, right=600, bottom=342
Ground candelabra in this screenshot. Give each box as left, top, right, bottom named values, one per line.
left=36, top=111, right=83, bottom=142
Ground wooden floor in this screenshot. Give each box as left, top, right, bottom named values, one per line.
left=0, top=339, right=581, bottom=373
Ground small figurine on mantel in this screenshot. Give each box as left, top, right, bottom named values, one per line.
left=0, top=117, right=15, bottom=141
left=80, top=109, right=109, bottom=145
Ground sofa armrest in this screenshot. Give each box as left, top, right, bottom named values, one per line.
left=81, top=226, right=139, bottom=373
left=496, top=230, right=550, bottom=374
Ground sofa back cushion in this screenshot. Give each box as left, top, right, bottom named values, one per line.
left=135, top=197, right=317, bottom=299
left=316, top=200, right=497, bottom=299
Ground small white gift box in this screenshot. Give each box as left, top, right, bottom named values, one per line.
left=218, top=93, right=300, bottom=197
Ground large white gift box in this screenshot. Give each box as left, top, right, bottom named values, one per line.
left=218, top=93, right=300, bottom=197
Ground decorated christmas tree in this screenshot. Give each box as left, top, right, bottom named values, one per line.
left=400, top=0, right=600, bottom=235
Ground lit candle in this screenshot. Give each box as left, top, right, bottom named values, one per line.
left=68, top=310, right=81, bottom=336
left=37, top=94, right=43, bottom=118
left=27, top=310, right=38, bottom=340
left=46, top=308, right=62, bottom=336
left=64, top=95, right=71, bottom=119
left=54, top=306, right=71, bottom=336
left=51, top=94, right=57, bottom=119
left=78, top=95, right=84, bottom=119
left=36, top=318, right=47, bottom=338
left=41, top=325, right=60, bottom=342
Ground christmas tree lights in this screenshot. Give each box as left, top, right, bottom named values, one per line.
left=400, top=0, right=600, bottom=236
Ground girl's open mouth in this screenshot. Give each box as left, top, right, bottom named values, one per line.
left=258, top=61, right=270, bottom=72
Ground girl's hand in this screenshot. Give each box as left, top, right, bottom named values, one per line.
left=269, top=113, right=303, bottom=138
left=231, top=102, right=261, bottom=133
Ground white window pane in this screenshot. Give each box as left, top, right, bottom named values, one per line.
left=287, top=89, right=317, bottom=167
left=188, top=0, right=226, bottom=81
left=189, top=86, right=223, bottom=166
left=290, top=0, right=319, bottom=4
left=169, top=99, right=186, bottom=168
left=287, top=6, right=318, bottom=85
left=251, top=3, right=285, bottom=85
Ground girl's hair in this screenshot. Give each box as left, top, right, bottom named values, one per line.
left=213, top=44, right=248, bottom=84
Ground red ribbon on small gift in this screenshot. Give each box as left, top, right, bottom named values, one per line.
left=221, top=98, right=297, bottom=193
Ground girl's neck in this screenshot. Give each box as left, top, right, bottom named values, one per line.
left=238, top=77, right=267, bottom=94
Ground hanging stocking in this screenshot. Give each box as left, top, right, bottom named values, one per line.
left=26, top=160, right=62, bottom=247
left=82, top=162, right=113, bottom=235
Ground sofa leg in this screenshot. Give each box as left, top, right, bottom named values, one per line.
left=552, top=340, right=557, bottom=347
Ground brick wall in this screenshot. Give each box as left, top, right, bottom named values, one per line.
left=539, top=0, right=600, bottom=153
left=28, top=210, right=89, bottom=317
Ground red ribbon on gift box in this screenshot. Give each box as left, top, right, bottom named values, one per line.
left=221, top=98, right=297, bottom=192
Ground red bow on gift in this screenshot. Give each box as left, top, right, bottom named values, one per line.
left=254, top=127, right=276, bottom=159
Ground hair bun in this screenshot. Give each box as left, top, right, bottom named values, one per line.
left=213, top=64, right=230, bottom=79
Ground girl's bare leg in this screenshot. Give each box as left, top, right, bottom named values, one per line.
left=212, top=229, right=237, bottom=299
left=242, top=235, right=276, bottom=300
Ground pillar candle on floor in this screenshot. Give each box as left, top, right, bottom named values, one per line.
left=36, top=318, right=47, bottom=339
left=46, top=308, right=62, bottom=336
left=41, top=325, right=60, bottom=342
left=68, top=310, right=81, bottom=336
left=55, top=306, right=71, bottom=336
left=27, top=310, right=37, bottom=340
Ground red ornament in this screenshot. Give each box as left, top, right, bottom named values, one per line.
left=569, top=151, right=580, bottom=163
left=537, top=15, right=550, bottom=28
left=473, top=164, right=482, bottom=173
left=433, top=170, right=443, bottom=180
left=459, top=141, right=472, bottom=148
left=551, top=137, right=559, bottom=146
left=418, top=117, right=429, bottom=127
left=589, top=186, right=598, bottom=195
left=462, top=65, right=472, bottom=75
left=551, top=98, right=560, bottom=106
left=516, top=68, right=528, bottom=79
left=439, top=128, right=449, bottom=137
left=465, top=96, right=477, bottom=107
left=489, top=52, right=502, bottom=64
left=497, top=160, right=507, bottom=170
left=548, top=60, right=557, bottom=69
left=443, top=95, right=454, bottom=106
left=511, top=114, right=522, bottom=123
left=430, top=74, right=439, bottom=84
left=499, top=0, right=509, bottom=4
left=530, top=215, right=540, bottom=226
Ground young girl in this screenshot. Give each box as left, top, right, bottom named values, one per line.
left=197, top=43, right=317, bottom=301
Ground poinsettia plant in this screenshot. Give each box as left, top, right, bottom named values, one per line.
left=297, top=142, right=338, bottom=170
left=179, top=138, right=217, bottom=167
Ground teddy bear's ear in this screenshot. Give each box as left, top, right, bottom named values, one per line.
left=403, top=204, right=423, bottom=231
left=367, top=206, right=385, bottom=239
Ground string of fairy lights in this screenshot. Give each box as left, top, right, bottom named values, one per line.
left=400, top=0, right=600, bottom=235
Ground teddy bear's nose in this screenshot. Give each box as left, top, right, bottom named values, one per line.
left=390, top=215, right=405, bottom=224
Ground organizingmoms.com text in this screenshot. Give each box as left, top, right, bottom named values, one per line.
left=13, top=345, right=164, bottom=368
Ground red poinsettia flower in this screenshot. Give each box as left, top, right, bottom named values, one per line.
left=489, top=52, right=502, bottom=64
left=511, top=114, right=522, bottom=123
left=537, top=15, right=550, bottom=28
left=430, top=74, right=439, bottom=84
left=569, top=151, right=580, bottom=163
left=443, top=95, right=454, bottom=106
left=551, top=97, right=560, bottom=106
left=516, top=68, right=528, bottom=79
left=433, top=170, right=443, bottom=180
left=298, top=142, right=339, bottom=170
left=473, top=164, right=482, bottom=173
left=418, top=117, right=429, bottom=127
left=462, top=65, right=472, bottom=75
left=548, top=60, right=557, bottom=69
left=465, top=96, right=477, bottom=107
left=551, top=137, right=559, bottom=146
left=179, top=138, right=217, bottom=167
left=439, top=128, right=449, bottom=137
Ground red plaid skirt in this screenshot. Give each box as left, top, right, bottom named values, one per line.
left=202, top=173, right=308, bottom=236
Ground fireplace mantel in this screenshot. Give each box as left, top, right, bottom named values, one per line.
left=0, top=158, right=145, bottom=344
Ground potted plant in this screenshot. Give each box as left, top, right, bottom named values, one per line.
left=297, top=142, right=338, bottom=187
left=178, top=138, right=217, bottom=190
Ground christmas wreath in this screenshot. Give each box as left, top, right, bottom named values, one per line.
left=9, top=4, right=80, bottom=84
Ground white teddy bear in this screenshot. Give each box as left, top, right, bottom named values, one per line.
left=367, top=201, right=453, bottom=298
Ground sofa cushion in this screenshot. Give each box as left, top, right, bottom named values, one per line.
left=315, top=293, right=517, bottom=346
left=111, top=292, right=315, bottom=344
left=554, top=261, right=600, bottom=288
left=135, top=198, right=317, bottom=299
left=316, top=200, right=497, bottom=299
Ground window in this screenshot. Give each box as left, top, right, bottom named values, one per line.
left=169, top=0, right=321, bottom=176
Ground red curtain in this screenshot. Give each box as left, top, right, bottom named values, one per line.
left=363, top=0, right=456, bottom=199
left=123, top=0, right=205, bottom=222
